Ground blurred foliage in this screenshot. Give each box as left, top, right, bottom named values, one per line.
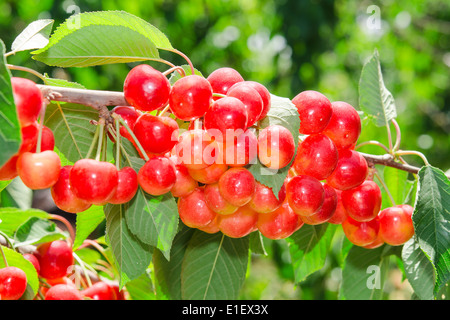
left=1, top=0, right=448, bottom=300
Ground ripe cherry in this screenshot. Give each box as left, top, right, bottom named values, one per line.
left=204, top=183, right=238, bottom=215
left=227, top=82, right=263, bottom=127
left=327, top=189, right=348, bottom=225
left=188, top=162, right=228, bottom=185
left=0, top=266, right=27, bottom=300
left=178, top=187, right=217, bottom=228
left=218, top=129, right=258, bottom=167
left=0, top=155, right=19, bottom=181
left=11, top=77, right=43, bottom=127
left=244, top=81, right=271, bottom=121
left=341, top=180, right=382, bottom=222
left=123, top=64, right=171, bottom=112
left=174, top=129, right=218, bottom=170
left=70, top=159, right=118, bottom=205
left=110, top=106, right=140, bottom=142
left=342, top=216, right=380, bottom=247
left=286, top=175, right=325, bottom=216
left=291, top=90, right=332, bottom=134
left=257, top=201, right=303, bottom=240
left=23, top=253, right=40, bottom=274
left=36, top=240, right=73, bottom=280
left=169, top=75, right=213, bottom=121
left=204, top=96, right=248, bottom=136
left=301, top=184, right=338, bottom=225
left=170, top=160, right=198, bottom=198
left=257, top=125, right=295, bottom=170
left=18, top=122, right=39, bottom=154
left=81, top=281, right=117, bottom=300
left=322, top=101, right=361, bottom=150
left=248, top=182, right=286, bottom=214
left=108, top=166, right=139, bottom=204
left=207, top=67, right=244, bottom=99
left=378, top=205, right=414, bottom=246
left=292, top=134, right=338, bottom=181
left=217, top=205, right=258, bottom=238
left=32, top=126, right=55, bottom=153
left=51, top=165, right=92, bottom=214
left=44, top=284, right=83, bottom=300
left=197, top=215, right=220, bottom=234
left=133, top=114, right=179, bottom=155
left=326, top=149, right=368, bottom=191
left=138, top=156, right=176, bottom=196
left=16, top=150, right=61, bottom=190
left=218, top=167, right=256, bottom=207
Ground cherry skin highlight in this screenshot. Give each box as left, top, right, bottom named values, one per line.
left=341, top=180, right=382, bottom=222
left=291, top=90, right=332, bottom=134
left=218, top=167, right=256, bottom=207
left=0, top=266, right=27, bottom=300
left=138, top=156, right=176, bottom=196
left=16, top=150, right=61, bottom=190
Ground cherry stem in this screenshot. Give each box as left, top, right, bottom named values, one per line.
left=168, top=48, right=195, bottom=75
left=7, top=64, right=46, bottom=82
left=0, top=245, right=8, bottom=267
left=392, top=119, right=402, bottom=152
left=158, top=104, right=171, bottom=116
left=86, top=123, right=101, bottom=159
left=49, top=214, right=75, bottom=247
left=115, top=118, right=121, bottom=170
left=95, top=118, right=106, bottom=162
left=162, top=66, right=186, bottom=77
left=113, top=114, right=150, bottom=162
left=386, top=120, right=394, bottom=152
left=36, top=102, right=48, bottom=154
left=373, top=169, right=396, bottom=206
left=212, top=93, right=226, bottom=98
left=72, top=252, right=93, bottom=288
left=81, top=239, right=114, bottom=269
left=355, top=140, right=391, bottom=154
left=395, top=150, right=430, bottom=166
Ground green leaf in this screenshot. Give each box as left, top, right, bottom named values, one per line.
left=287, top=223, right=337, bottom=283
left=32, top=11, right=173, bottom=67
left=383, top=166, right=410, bottom=205
left=168, top=64, right=204, bottom=85
left=0, top=39, right=21, bottom=167
left=413, top=165, right=450, bottom=293
left=11, top=19, right=54, bottom=53
left=248, top=94, right=300, bottom=197
left=181, top=231, right=249, bottom=300
left=402, top=237, right=436, bottom=300
left=72, top=205, right=105, bottom=250
left=0, top=246, right=39, bottom=298
left=44, top=102, right=99, bottom=163
left=0, top=207, right=49, bottom=237
left=43, top=75, right=86, bottom=90
left=153, top=223, right=195, bottom=300
left=358, top=49, right=397, bottom=127
left=0, top=180, right=12, bottom=193
left=125, top=272, right=155, bottom=300
left=0, top=178, right=33, bottom=209
left=104, top=203, right=153, bottom=288
left=14, top=217, right=66, bottom=247
left=249, top=231, right=267, bottom=256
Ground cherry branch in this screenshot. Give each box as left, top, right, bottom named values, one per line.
left=359, top=152, right=423, bottom=175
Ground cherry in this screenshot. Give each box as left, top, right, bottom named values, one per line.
left=257, top=125, right=295, bottom=170
left=23, top=253, right=40, bottom=274
left=18, top=122, right=39, bottom=154
left=327, top=189, right=348, bottom=225
left=244, top=81, right=271, bottom=121
left=170, top=160, right=198, bottom=198
left=110, top=106, right=140, bottom=142
left=11, top=77, right=43, bottom=127
left=204, top=96, right=248, bottom=136
left=81, top=281, right=117, bottom=300
left=286, top=175, right=325, bottom=216
left=216, top=205, right=258, bottom=238
left=40, top=276, right=75, bottom=297
left=197, top=215, right=220, bottom=234
left=292, top=134, right=338, bottom=181
left=70, top=159, right=118, bottom=205
left=169, top=75, right=213, bottom=121
left=322, top=101, right=361, bottom=150
left=138, top=156, right=176, bottom=196
left=174, top=129, right=218, bottom=170
left=51, top=165, right=92, bottom=213
left=326, top=149, right=368, bottom=191
left=44, top=284, right=83, bottom=300
left=301, top=184, right=338, bottom=225
left=0, top=155, right=19, bottom=181
left=0, top=266, right=27, bottom=300
left=341, top=180, right=382, bottom=222
left=34, top=126, right=55, bottom=152
left=363, top=233, right=384, bottom=249
left=291, top=90, right=332, bottom=134
left=133, top=114, right=179, bottom=155
left=123, top=64, right=171, bottom=112
left=188, top=162, right=228, bottom=185
left=16, top=150, right=61, bottom=190
left=378, top=205, right=414, bottom=246
left=36, top=240, right=73, bottom=280
left=342, top=216, right=380, bottom=247
left=227, top=82, right=263, bottom=127
left=178, top=187, right=217, bottom=228
left=218, top=129, right=258, bottom=167
left=248, top=181, right=286, bottom=214
left=204, top=183, right=238, bottom=215
left=257, top=201, right=303, bottom=240
left=218, top=167, right=256, bottom=207
left=207, top=67, right=244, bottom=99
left=108, top=166, right=139, bottom=204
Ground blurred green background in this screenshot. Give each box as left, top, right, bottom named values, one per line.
left=1, top=0, right=448, bottom=299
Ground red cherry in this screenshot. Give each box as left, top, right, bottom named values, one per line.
left=378, top=205, right=414, bottom=246
left=188, top=162, right=228, bottom=185
left=170, top=160, right=198, bottom=198
left=137, top=156, right=176, bottom=196
left=197, top=215, right=220, bottom=234
left=218, top=167, right=256, bottom=207
left=35, top=126, right=55, bottom=152
left=301, top=184, right=338, bottom=225
left=257, top=201, right=303, bottom=240
left=204, top=97, right=248, bottom=136
left=326, top=149, right=368, bottom=191
left=123, top=64, right=171, bottom=112
left=218, top=129, right=258, bottom=167
left=327, top=189, right=348, bottom=225
left=178, top=187, right=217, bottom=228
left=51, top=165, right=92, bottom=214
left=11, top=77, right=43, bottom=127
left=169, top=75, right=213, bottom=121
left=70, top=159, right=118, bottom=205
left=81, top=281, right=117, bottom=300
left=108, top=166, right=138, bottom=204
left=291, top=90, right=332, bottom=134
left=322, top=101, right=361, bottom=150
left=292, top=134, right=338, bottom=180
left=45, top=284, right=83, bottom=300
left=342, top=216, right=380, bottom=247
left=133, top=114, right=179, bottom=155
left=257, top=125, right=295, bottom=170
left=0, top=155, right=19, bottom=181
left=227, top=82, right=263, bottom=127
left=244, top=81, right=271, bottom=121
left=217, top=205, right=258, bottom=238
left=23, top=254, right=40, bottom=274
left=0, top=266, right=27, bottom=300
left=286, top=175, right=325, bottom=217
left=204, top=183, right=238, bottom=215
left=207, top=67, right=244, bottom=99
left=174, top=129, right=218, bottom=170
left=18, top=122, right=39, bottom=154
left=363, top=233, right=384, bottom=249
left=341, top=180, right=382, bottom=222
left=110, top=106, right=140, bottom=142
left=248, top=181, right=286, bottom=214
left=37, top=240, right=74, bottom=280
left=16, top=150, right=61, bottom=190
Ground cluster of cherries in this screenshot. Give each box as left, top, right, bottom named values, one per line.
left=0, top=240, right=124, bottom=300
